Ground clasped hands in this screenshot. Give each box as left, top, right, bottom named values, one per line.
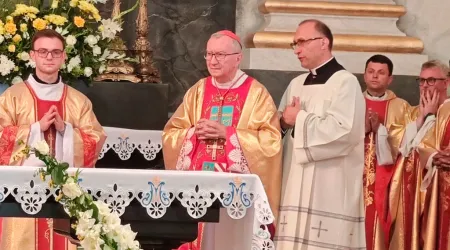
left=365, top=109, right=381, bottom=134
left=195, top=118, right=227, bottom=140
left=39, top=105, right=65, bottom=132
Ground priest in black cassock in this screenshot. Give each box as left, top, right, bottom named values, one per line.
left=275, top=19, right=366, bottom=250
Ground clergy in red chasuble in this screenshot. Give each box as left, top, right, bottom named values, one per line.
left=162, top=30, right=282, bottom=250
left=0, top=29, right=106, bottom=250
left=413, top=60, right=450, bottom=250
left=361, top=55, right=410, bottom=250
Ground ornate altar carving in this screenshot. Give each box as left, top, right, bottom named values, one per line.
left=94, top=0, right=141, bottom=83
left=133, top=0, right=161, bottom=83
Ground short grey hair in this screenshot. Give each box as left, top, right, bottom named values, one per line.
left=421, top=60, right=450, bottom=77
left=210, top=32, right=242, bottom=52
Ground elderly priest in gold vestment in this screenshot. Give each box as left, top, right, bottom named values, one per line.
left=275, top=20, right=366, bottom=250
left=413, top=60, right=450, bottom=250
left=162, top=30, right=282, bottom=250
left=0, top=29, right=106, bottom=250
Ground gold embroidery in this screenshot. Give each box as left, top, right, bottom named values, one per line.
left=213, top=93, right=239, bottom=103
left=405, top=158, right=414, bottom=172
left=364, top=133, right=376, bottom=206
left=44, top=218, right=54, bottom=249
left=44, top=229, right=50, bottom=242
left=47, top=128, right=55, bottom=156
left=205, top=139, right=225, bottom=160
left=405, top=156, right=415, bottom=194
left=440, top=171, right=450, bottom=211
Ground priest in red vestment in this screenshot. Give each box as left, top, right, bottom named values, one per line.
left=0, top=29, right=106, bottom=250
left=415, top=60, right=450, bottom=250
left=162, top=30, right=282, bottom=250
left=362, top=55, right=410, bottom=250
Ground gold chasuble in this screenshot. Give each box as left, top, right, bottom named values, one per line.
left=163, top=76, right=282, bottom=249
left=417, top=100, right=450, bottom=250
left=387, top=105, right=421, bottom=250
left=0, top=79, right=106, bottom=250
left=363, top=90, right=410, bottom=250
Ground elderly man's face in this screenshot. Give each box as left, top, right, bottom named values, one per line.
left=293, top=22, right=327, bottom=70
left=205, top=36, right=242, bottom=81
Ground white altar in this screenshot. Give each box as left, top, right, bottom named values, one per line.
left=100, top=127, right=163, bottom=161
left=0, top=167, right=275, bottom=249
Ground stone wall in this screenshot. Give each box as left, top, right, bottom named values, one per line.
left=102, top=0, right=424, bottom=112
left=120, top=0, right=237, bottom=111
left=395, top=0, right=450, bottom=64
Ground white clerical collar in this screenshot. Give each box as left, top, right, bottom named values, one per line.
left=365, top=91, right=387, bottom=101
left=213, top=69, right=248, bottom=89
left=310, top=57, right=334, bottom=75
left=27, top=74, right=64, bottom=101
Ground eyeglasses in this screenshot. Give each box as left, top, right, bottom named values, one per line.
left=290, top=37, right=323, bottom=50
left=416, top=77, right=447, bottom=86
left=33, top=49, right=64, bottom=58
left=204, top=52, right=240, bottom=61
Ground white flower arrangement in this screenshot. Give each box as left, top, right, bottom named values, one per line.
left=16, top=140, right=141, bottom=250
left=0, top=0, right=138, bottom=85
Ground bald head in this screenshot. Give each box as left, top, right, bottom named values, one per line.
left=298, top=19, right=333, bottom=50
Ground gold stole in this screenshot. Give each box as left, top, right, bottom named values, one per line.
left=417, top=102, right=450, bottom=250
left=387, top=103, right=421, bottom=250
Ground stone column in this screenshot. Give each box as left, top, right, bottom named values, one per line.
left=395, top=0, right=450, bottom=65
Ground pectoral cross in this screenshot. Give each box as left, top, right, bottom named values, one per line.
left=206, top=140, right=224, bottom=160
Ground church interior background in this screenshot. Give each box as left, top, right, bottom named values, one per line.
left=0, top=0, right=447, bottom=186
left=0, top=0, right=449, bottom=249
left=2, top=0, right=450, bottom=128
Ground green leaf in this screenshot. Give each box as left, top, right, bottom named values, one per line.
left=79, top=193, right=85, bottom=206
left=51, top=168, right=64, bottom=185
left=91, top=202, right=99, bottom=223
left=60, top=162, right=70, bottom=170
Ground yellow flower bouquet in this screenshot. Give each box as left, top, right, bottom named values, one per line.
left=0, top=0, right=137, bottom=85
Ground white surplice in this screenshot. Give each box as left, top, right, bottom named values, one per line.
left=22, top=75, right=75, bottom=167
left=275, top=71, right=366, bottom=249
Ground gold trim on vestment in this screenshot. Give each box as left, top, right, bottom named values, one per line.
left=364, top=133, right=376, bottom=207
left=374, top=215, right=386, bottom=250
left=162, top=79, right=205, bottom=171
